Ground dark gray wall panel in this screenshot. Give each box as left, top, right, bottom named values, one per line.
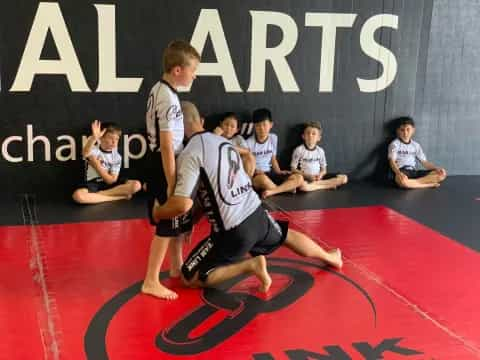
left=416, top=0, right=480, bottom=174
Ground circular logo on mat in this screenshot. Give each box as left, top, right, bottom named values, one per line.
left=85, top=258, right=376, bottom=359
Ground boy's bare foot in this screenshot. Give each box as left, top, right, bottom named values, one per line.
left=252, top=255, right=272, bottom=292
left=327, top=248, right=343, bottom=269
left=336, top=174, right=348, bottom=185
left=141, top=281, right=178, bottom=300
left=262, top=190, right=274, bottom=199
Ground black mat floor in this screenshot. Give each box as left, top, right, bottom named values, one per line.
left=2, top=176, right=478, bottom=251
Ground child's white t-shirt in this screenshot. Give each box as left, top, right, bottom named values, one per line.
left=86, top=145, right=122, bottom=182
left=146, top=80, right=184, bottom=155
left=388, top=138, right=427, bottom=169
left=290, top=144, right=327, bottom=176
left=246, top=134, right=278, bottom=172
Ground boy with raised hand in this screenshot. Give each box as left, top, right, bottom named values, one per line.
left=388, top=116, right=447, bottom=189
left=142, top=40, right=200, bottom=300
left=72, top=120, right=141, bottom=204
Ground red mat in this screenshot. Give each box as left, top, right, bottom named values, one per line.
left=1, top=206, right=479, bottom=359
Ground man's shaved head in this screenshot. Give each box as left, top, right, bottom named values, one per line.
left=181, top=101, right=203, bottom=138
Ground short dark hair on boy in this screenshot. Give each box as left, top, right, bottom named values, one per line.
left=163, top=40, right=201, bottom=73
left=101, top=122, right=122, bottom=136
left=396, top=116, right=415, bottom=129
left=252, top=108, right=272, bottom=123
left=304, top=121, right=322, bottom=132
left=221, top=112, right=240, bottom=124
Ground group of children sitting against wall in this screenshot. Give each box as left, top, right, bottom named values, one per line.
left=71, top=113, right=447, bottom=205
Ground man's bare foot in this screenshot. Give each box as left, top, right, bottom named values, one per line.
left=141, top=281, right=178, bottom=300
left=252, top=255, right=272, bottom=292
left=327, top=248, right=343, bottom=269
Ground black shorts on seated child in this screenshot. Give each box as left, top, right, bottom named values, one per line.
left=80, top=177, right=128, bottom=193
left=388, top=166, right=431, bottom=183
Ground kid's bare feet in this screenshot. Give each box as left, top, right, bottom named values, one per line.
left=262, top=190, right=274, bottom=199
left=327, top=248, right=343, bottom=269
left=336, top=174, right=348, bottom=185
left=141, top=281, right=178, bottom=300
left=252, top=255, right=272, bottom=292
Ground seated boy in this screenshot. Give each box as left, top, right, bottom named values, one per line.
left=72, top=120, right=141, bottom=204
left=388, top=116, right=447, bottom=189
left=214, top=112, right=256, bottom=177
left=291, top=121, right=348, bottom=191
left=246, top=108, right=303, bottom=198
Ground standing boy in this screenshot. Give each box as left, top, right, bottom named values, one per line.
left=142, top=40, right=200, bottom=300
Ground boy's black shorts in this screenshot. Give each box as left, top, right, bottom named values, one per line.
left=181, top=205, right=289, bottom=282
left=80, top=177, right=127, bottom=193
left=304, top=173, right=338, bottom=182
left=388, top=166, right=432, bottom=184
left=261, top=171, right=289, bottom=185
left=144, top=150, right=192, bottom=237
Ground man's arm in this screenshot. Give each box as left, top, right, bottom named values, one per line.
left=153, top=195, right=193, bottom=223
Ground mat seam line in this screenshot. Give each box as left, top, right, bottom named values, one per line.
left=23, top=194, right=60, bottom=360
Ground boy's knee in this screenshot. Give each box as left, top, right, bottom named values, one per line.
left=395, top=175, right=409, bottom=189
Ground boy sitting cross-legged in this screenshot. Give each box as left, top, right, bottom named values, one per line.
left=388, top=116, right=447, bottom=189
left=291, top=121, right=348, bottom=191
left=246, top=108, right=303, bottom=198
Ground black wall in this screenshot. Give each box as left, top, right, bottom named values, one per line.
left=0, top=0, right=478, bottom=195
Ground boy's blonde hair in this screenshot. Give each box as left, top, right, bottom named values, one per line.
left=163, top=40, right=201, bottom=73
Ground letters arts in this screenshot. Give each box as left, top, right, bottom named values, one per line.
left=7, top=3, right=398, bottom=94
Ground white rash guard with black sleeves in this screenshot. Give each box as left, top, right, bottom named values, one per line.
left=388, top=138, right=427, bottom=169
left=85, top=145, right=121, bottom=181
left=146, top=80, right=184, bottom=155
left=290, top=144, right=327, bottom=176
left=174, top=132, right=261, bottom=232
left=245, top=133, right=278, bottom=172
